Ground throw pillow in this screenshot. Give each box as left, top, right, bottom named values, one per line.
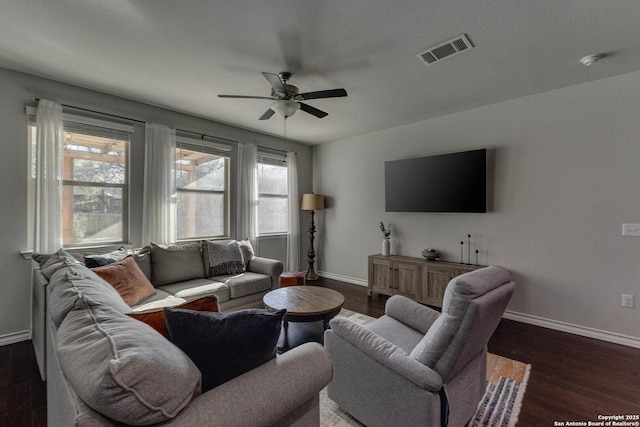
left=84, top=247, right=128, bottom=268
left=57, top=299, right=201, bottom=425
left=128, top=296, right=219, bottom=339
left=203, top=240, right=245, bottom=277
left=37, top=249, right=84, bottom=279
left=50, top=263, right=132, bottom=326
left=91, top=256, right=156, bottom=306
left=237, top=238, right=255, bottom=267
left=164, top=308, right=286, bottom=392
left=150, top=241, right=205, bottom=287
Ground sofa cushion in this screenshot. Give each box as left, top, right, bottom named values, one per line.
left=214, top=272, right=272, bottom=299
left=164, top=308, right=285, bottom=392
left=150, top=241, right=205, bottom=287
left=56, top=298, right=201, bottom=425
left=202, top=240, right=245, bottom=277
left=132, top=290, right=178, bottom=310
left=158, top=278, right=230, bottom=303
left=128, top=296, right=219, bottom=339
left=84, top=247, right=128, bottom=268
left=132, top=246, right=152, bottom=281
left=36, top=249, right=82, bottom=279
left=47, top=256, right=131, bottom=326
left=91, top=256, right=156, bottom=306
left=237, top=238, right=255, bottom=267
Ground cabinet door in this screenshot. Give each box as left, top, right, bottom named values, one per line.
left=424, top=265, right=452, bottom=307
left=370, top=257, right=393, bottom=295
left=395, top=261, right=421, bottom=300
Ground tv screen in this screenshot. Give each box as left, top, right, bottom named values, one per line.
left=385, top=149, right=486, bottom=213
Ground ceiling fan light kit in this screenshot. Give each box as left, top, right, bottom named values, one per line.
left=271, top=100, right=300, bottom=118
left=218, top=71, right=347, bottom=120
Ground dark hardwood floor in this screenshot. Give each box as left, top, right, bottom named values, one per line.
left=1, top=278, right=638, bottom=426
left=0, top=336, right=46, bottom=426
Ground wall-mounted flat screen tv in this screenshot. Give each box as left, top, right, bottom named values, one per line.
left=385, top=149, right=486, bottom=213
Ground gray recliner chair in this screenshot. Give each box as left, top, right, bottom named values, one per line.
left=324, top=265, right=515, bottom=427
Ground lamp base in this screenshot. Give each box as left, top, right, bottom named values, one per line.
left=305, top=262, right=319, bottom=281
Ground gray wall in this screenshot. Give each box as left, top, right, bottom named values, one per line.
left=0, top=67, right=313, bottom=343
left=314, top=70, right=640, bottom=344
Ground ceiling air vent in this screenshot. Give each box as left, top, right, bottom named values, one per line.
left=416, top=34, right=474, bottom=65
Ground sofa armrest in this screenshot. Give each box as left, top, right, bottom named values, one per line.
left=32, top=267, right=48, bottom=381
left=385, top=295, right=441, bottom=334
left=163, top=342, right=331, bottom=427
left=327, top=317, right=442, bottom=391
left=246, top=256, right=284, bottom=289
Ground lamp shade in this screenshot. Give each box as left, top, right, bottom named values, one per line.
left=301, top=193, right=324, bottom=211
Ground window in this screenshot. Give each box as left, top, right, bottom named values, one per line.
left=257, top=156, right=288, bottom=235
left=28, top=119, right=130, bottom=247
left=175, top=143, right=229, bottom=240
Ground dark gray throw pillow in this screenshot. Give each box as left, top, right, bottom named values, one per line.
left=84, top=247, right=128, bottom=268
left=164, top=307, right=285, bottom=392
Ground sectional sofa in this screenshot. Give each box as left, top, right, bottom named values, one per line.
left=32, top=239, right=285, bottom=380
left=30, top=241, right=333, bottom=426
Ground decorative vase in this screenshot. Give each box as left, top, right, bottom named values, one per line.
left=382, top=239, right=390, bottom=256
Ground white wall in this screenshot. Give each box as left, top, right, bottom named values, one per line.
left=0, top=67, right=313, bottom=343
left=315, top=70, right=640, bottom=344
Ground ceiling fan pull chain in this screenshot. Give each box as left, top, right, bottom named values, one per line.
left=284, top=116, right=287, bottom=140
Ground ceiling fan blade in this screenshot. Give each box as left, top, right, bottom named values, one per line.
left=262, top=72, right=288, bottom=96
left=299, top=102, right=328, bottom=118
left=259, top=108, right=276, bottom=120
left=298, top=88, right=347, bottom=100
left=218, top=94, right=273, bottom=100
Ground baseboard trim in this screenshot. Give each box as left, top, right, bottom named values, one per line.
left=0, top=330, right=30, bottom=347
left=317, top=271, right=640, bottom=349
left=504, top=310, right=640, bottom=349
left=317, top=271, right=368, bottom=287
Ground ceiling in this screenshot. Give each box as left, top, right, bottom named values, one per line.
left=1, top=1, right=639, bottom=145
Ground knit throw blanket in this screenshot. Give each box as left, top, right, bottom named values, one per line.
left=206, top=240, right=245, bottom=276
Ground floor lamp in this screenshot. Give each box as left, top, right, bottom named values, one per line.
left=301, top=193, right=324, bottom=281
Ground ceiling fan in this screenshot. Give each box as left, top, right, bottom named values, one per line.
left=218, top=72, right=347, bottom=120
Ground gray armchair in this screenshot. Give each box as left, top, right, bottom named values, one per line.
left=324, top=266, right=515, bottom=427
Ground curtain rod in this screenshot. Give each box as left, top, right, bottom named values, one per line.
left=33, top=98, right=293, bottom=154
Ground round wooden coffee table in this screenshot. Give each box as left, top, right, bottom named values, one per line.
left=263, top=286, right=345, bottom=351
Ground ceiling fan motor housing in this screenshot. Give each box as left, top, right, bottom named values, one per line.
left=272, top=84, right=299, bottom=99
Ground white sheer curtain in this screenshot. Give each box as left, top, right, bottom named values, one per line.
left=238, top=143, right=258, bottom=253
left=286, top=152, right=300, bottom=271
left=34, top=99, right=64, bottom=253
left=142, top=123, right=176, bottom=245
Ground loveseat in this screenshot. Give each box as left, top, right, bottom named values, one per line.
left=33, top=248, right=332, bottom=426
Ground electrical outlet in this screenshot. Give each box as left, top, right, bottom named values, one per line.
left=621, top=294, right=634, bottom=308
left=622, top=224, right=640, bottom=236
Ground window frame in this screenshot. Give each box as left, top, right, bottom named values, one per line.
left=27, top=107, right=133, bottom=248
left=175, top=137, right=231, bottom=241
left=257, top=153, right=289, bottom=236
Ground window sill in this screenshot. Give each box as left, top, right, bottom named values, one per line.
left=258, top=233, right=288, bottom=240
